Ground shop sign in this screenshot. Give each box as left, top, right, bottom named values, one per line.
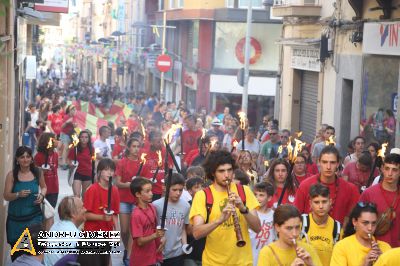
left=291, top=47, right=320, bottom=72
left=183, top=70, right=197, bottom=90
left=35, top=0, right=69, bottom=13
left=363, top=22, right=400, bottom=56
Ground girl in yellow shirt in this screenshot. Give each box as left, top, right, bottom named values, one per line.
left=330, top=202, right=391, bottom=266
left=258, top=204, right=322, bottom=266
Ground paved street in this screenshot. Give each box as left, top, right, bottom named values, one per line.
left=5, top=168, right=125, bottom=266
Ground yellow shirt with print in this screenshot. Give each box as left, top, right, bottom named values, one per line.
left=189, top=183, right=259, bottom=266
left=257, top=241, right=322, bottom=266
left=374, top=247, right=400, bottom=266
left=330, top=234, right=391, bottom=266
left=300, top=214, right=337, bottom=266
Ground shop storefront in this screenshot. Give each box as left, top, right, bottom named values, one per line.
left=362, top=22, right=400, bottom=148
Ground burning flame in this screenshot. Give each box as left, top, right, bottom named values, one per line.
left=238, top=112, right=247, bottom=130
left=156, top=150, right=162, bottom=167
left=377, top=143, right=388, bottom=158
left=140, top=118, right=146, bottom=139
left=140, top=153, right=147, bottom=164
left=325, top=135, right=336, bottom=146
left=210, top=139, right=217, bottom=149
left=232, top=140, right=238, bottom=148
left=277, top=145, right=283, bottom=155
left=264, top=160, right=269, bottom=167
left=201, top=128, right=207, bottom=139
left=47, top=138, right=54, bottom=150
left=165, top=123, right=183, bottom=144
left=287, top=137, right=293, bottom=161
left=292, top=138, right=306, bottom=163
left=69, top=134, right=79, bottom=148
left=122, top=126, right=129, bottom=137
left=92, top=148, right=101, bottom=161
left=296, top=131, right=303, bottom=138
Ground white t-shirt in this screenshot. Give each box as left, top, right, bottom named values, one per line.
left=94, top=138, right=112, bottom=158
left=30, top=111, right=39, bottom=128
left=237, top=139, right=261, bottom=154
left=249, top=209, right=275, bottom=266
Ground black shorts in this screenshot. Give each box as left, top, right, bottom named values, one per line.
left=45, top=193, right=59, bottom=208
left=74, top=172, right=92, bottom=182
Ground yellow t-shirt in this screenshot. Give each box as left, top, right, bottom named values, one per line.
left=300, top=214, right=336, bottom=266
left=330, top=235, right=391, bottom=266
left=189, top=184, right=260, bottom=266
left=257, top=241, right=322, bottom=266
left=374, top=247, right=400, bottom=266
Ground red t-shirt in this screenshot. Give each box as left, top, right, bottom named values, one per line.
left=342, top=162, right=379, bottom=191
left=294, top=173, right=312, bottom=185
left=130, top=204, right=162, bottom=266
left=34, top=151, right=59, bottom=194
left=306, top=163, right=319, bottom=176
left=112, top=141, right=125, bottom=159
left=48, top=113, right=63, bottom=135
left=127, top=118, right=139, bottom=133
left=294, top=175, right=359, bottom=224
left=115, top=157, right=150, bottom=204
left=61, top=114, right=74, bottom=134
left=185, top=149, right=199, bottom=167
left=68, top=146, right=93, bottom=177
left=182, top=129, right=202, bottom=160
left=360, top=184, right=400, bottom=247
left=269, top=186, right=296, bottom=209
left=84, top=183, right=120, bottom=231
left=141, top=147, right=172, bottom=195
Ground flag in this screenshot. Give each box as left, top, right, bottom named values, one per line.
left=74, top=111, right=108, bottom=138
left=109, top=100, right=125, bottom=115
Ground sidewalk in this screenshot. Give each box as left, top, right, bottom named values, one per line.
left=5, top=168, right=125, bottom=266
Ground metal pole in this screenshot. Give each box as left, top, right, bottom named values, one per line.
left=241, top=0, right=253, bottom=114
left=160, top=10, right=167, bottom=100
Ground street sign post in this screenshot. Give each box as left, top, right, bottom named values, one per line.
left=156, top=54, right=172, bottom=73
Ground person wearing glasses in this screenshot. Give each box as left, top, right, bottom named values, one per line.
left=269, top=129, right=291, bottom=159
left=360, top=153, right=400, bottom=247
left=330, top=202, right=391, bottom=266
left=311, top=126, right=336, bottom=164
left=259, top=126, right=280, bottom=163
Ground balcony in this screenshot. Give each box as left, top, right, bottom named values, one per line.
left=271, top=0, right=321, bottom=18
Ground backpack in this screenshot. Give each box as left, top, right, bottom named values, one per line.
left=301, top=214, right=341, bottom=244
left=203, top=184, right=247, bottom=223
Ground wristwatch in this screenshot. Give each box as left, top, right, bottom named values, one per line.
left=239, top=206, right=249, bottom=214
left=16, top=192, right=19, bottom=198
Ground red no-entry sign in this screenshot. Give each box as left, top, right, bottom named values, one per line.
left=156, top=54, right=172, bottom=72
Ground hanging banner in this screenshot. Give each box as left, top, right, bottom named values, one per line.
left=26, top=56, right=37, bottom=80
left=35, top=0, right=69, bottom=13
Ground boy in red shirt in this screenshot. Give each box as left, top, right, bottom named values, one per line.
left=130, top=177, right=165, bottom=266
left=83, top=158, right=120, bottom=266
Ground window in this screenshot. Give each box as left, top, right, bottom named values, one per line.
left=239, top=0, right=264, bottom=8
left=170, top=0, right=183, bottom=9
left=226, top=0, right=234, bottom=7
left=159, top=0, right=164, bottom=10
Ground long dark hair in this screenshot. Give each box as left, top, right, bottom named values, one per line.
left=77, top=130, right=93, bottom=154
left=343, top=202, right=378, bottom=238
left=267, top=159, right=296, bottom=195
left=13, top=146, right=40, bottom=183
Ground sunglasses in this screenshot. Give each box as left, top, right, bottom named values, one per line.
left=357, top=202, right=377, bottom=209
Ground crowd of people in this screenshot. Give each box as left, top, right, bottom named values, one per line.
left=4, top=85, right=400, bottom=266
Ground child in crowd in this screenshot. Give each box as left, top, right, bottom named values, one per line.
left=300, top=183, right=341, bottom=266
left=154, top=173, right=191, bottom=266
left=82, top=158, right=120, bottom=266
left=250, top=182, right=275, bottom=266
left=130, top=177, right=164, bottom=266
left=184, top=177, right=205, bottom=266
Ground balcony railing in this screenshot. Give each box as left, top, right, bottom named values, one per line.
left=272, top=0, right=321, bottom=17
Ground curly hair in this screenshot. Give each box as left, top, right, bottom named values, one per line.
left=202, top=150, right=237, bottom=181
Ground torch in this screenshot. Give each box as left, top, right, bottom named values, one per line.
left=91, top=148, right=100, bottom=183
left=231, top=140, right=239, bottom=153
left=158, top=168, right=173, bottom=230
left=277, top=133, right=305, bottom=206
left=366, top=143, right=388, bottom=188
left=122, top=126, right=129, bottom=143
left=151, top=150, right=163, bottom=183
left=42, top=138, right=54, bottom=170
left=325, top=135, right=336, bottom=146
left=238, top=112, right=247, bottom=150
left=135, top=153, right=147, bottom=177
left=140, top=118, right=146, bottom=140
left=69, top=134, right=79, bottom=167
left=104, top=176, right=114, bottom=215
left=164, top=139, right=182, bottom=174
left=179, top=127, right=185, bottom=156
left=205, top=138, right=218, bottom=158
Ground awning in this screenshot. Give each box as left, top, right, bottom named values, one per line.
left=17, top=8, right=61, bottom=26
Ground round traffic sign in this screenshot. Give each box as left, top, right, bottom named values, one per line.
left=156, top=54, right=172, bottom=72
